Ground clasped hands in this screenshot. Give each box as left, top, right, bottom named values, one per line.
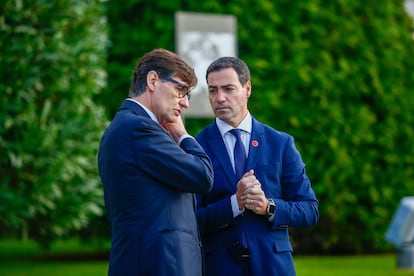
left=236, top=170, right=268, bottom=215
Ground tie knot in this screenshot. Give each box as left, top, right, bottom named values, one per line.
left=230, top=128, right=242, bottom=139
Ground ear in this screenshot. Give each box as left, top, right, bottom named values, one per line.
left=244, top=80, right=252, bottom=98
left=146, top=71, right=158, bottom=92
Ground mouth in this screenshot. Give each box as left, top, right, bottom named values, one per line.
left=173, top=108, right=181, bottom=116
left=215, top=106, right=229, bottom=112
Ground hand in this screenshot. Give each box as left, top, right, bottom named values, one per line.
left=160, top=115, right=187, bottom=143
left=237, top=170, right=267, bottom=215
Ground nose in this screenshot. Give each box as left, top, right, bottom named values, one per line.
left=215, top=90, right=226, bottom=102
left=179, top=95, right=190, bottom=108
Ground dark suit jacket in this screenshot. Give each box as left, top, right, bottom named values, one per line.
left=196, top=118, right=319, bottom=276
left=98, top=100, right=213, bottom=276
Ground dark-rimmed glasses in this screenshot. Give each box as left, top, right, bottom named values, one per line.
left=164, top=77, right=191, bottom=100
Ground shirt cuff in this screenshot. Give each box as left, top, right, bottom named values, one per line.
left=178, top=134, right=193, bottom=145
left=231, top=194, right=244, bottom=217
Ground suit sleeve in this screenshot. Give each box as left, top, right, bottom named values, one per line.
left=271, top=136, right=319, bottom=228
left=133, top=122, right=213, bottom=194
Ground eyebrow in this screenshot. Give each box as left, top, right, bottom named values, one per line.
left=208, top=84, right=237, bottom=89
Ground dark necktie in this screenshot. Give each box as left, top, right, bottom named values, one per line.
left=230, top=128, right=246, bottom=180
left=230, top=128, right=249, bottom=249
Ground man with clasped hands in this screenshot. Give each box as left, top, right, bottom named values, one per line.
left=196, top=56, right=319, bottom=276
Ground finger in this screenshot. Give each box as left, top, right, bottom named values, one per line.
left=243, top=169, right=254, bottom=177
left=248, top=187, right=256, bottom=194
left=247, top=179, right=260, bottom=189
left=244, top=185, right=261, bottom=195
left=245, top=199, right=254, bottom=205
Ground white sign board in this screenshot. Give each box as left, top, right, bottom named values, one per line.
left=175, top=12, right=237, bottom=117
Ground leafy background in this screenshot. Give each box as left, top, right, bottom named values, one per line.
left=1, top=0, right=414, bottom=253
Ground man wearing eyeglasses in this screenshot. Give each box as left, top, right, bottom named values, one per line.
left=98, top=48, right=213, bottom=276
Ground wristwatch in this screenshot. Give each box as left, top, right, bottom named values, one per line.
left=266, top=198, right=276, bottom=218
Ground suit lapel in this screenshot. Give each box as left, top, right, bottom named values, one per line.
left=206, top=119, right=265, bottom=187
left=207, top=123, right=238, bottom=186
left=247, top=118, right=264, bottom=171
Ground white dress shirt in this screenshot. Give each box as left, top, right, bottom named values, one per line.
left=215, top=113, right=252, bottom=217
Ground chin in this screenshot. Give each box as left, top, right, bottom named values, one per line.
left=217, top=112, right=230, bottom=120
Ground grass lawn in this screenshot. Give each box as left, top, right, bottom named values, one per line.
left=1, top=239, right=413, bottom=275
left=295, top=254, right=414, bottom=276
left=0, top=239, right=109, bottom=276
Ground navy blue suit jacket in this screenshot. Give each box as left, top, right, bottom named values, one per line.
left=196, top=118, right=318, bottom=276
left=98, top=100, right=213, bottom=276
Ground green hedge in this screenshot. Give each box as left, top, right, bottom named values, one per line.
left=2, top=0, right=412, bottom=253
left=0, top=0, right=108, bottom=247
left=102, top=0, right=414, bottom=253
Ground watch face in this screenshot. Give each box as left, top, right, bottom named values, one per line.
left=267, top=200, right=275, bottom=217
left=269, top=204, right=275, bottom=214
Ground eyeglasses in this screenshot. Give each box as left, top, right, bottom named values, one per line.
left=164, top=77, right=191, bottom=100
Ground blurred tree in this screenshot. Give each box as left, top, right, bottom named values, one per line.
left=0, top=0, right=108, bottom=248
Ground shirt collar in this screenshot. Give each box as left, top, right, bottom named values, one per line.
left=126, top=98, right=158, bottom=122
left=216, top=112, right=252, bottom=137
